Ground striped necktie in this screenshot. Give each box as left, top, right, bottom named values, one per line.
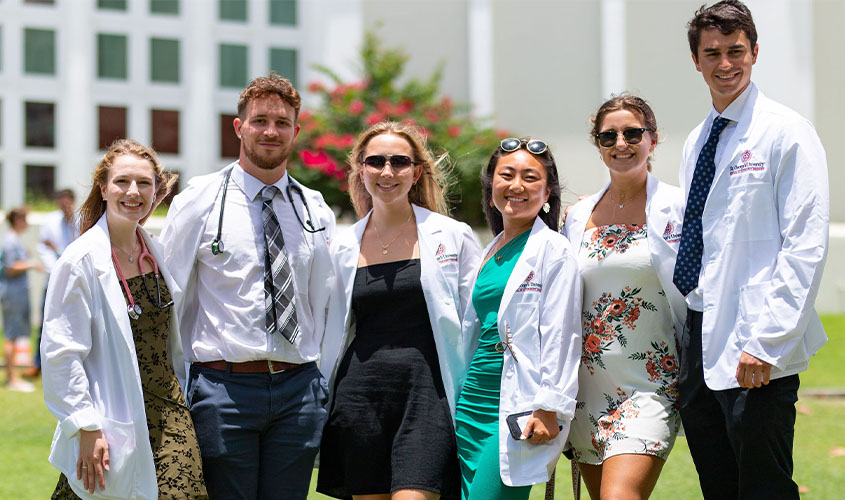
left=261, top=186, right=299, bottom=343
left=673, top=116, right=730, bottom=296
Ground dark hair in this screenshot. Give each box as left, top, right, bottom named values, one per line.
left=237, top=72, right=301, bottom=122
left=590, top=93, right=659, bottom=171
left=481, top=138, right=562, bottom=235
left=5, top=206, right=28, bottom=227
left=347, top=121, right=450, bottom=218
left=79, top=139, right=177, bottom=234
left=53, top=189, right=75, bottom=201
left=688, top=0, right=757, bottom=59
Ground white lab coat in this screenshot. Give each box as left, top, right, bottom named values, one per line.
left=462, top=217, right=582, bottom=487
left=680, top=82, right=829, bottom=390
left=159, top=163, right=336, bottom=361
left=562, top=173, right=688, bottom=338
left=320, top=204, right=482, bottom=417
left=41, top=214, right=185, bottom=500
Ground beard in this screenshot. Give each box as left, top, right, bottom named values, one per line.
left=243, top=139, right=294, bottom=170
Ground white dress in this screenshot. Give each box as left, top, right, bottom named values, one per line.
left=567, top=223, right=680, bottom=464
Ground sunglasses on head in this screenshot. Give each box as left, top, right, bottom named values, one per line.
left=595, top=128, right=652, bottom=148
left=500, top=138, right=548, bottom=155
left=361, top=155, right=417, bottom=171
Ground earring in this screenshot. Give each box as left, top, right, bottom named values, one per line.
left=542, top=202, right=550, bottom=213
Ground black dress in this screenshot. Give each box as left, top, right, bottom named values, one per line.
left=317, top=259, right=460, bottom=499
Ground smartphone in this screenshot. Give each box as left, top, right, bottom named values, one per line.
left=505, top=411, right=563, bottom=440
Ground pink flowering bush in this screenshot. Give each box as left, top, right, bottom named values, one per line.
left=288, top=32, right=508, bottom=224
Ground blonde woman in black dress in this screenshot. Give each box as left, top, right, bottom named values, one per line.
left=319, top=122, right=481, bottom=500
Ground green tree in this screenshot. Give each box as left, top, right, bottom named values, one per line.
left=289, top=31, right=508, bottom=225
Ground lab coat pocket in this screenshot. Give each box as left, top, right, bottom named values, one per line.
left=52, top=418, right=138, bottom=499
left=736, top=281, right=770, bottom=347
left=725, top=183, right=778, bottom=243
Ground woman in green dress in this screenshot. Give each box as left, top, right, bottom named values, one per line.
left=455, top=138, right=583, bottom=499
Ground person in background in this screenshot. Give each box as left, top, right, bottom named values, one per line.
left=2, top=207, right=43, bottom=392
left=42, top=139, right=206, bottom=499
left=676, top=2, right=829, bottom=498
left=455, top=138, right=582, bottom=500
left=160, top=73, right=336, bottom=500
left=27, top=189, right=78, bottom=378
left=318, top=121, right=481, bottom=500
left=562, top=95, right=687, bottom=500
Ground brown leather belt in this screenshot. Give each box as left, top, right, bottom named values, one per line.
left=194, top=360, right=301, bottom=374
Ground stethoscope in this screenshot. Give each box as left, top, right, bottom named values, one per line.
left=210, top=168, right=327, bottom=256
left=112, top=228, right=174, bottom=320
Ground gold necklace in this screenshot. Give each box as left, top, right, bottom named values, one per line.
left=112, top=240, right=140, bottom=264
left=372, top=211, right=414, bottom=255
left=609, top=185, right=645, bottom=210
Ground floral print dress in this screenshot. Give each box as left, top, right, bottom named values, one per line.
left=566, top=224, right=680, bottom=465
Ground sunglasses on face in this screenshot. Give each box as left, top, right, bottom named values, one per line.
left=500, top=138, right=548, bottom=155
left=595, top=128, right=652, bottom=148
left=362, top=155, right=417, bottom=171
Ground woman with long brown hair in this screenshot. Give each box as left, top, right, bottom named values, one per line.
left=41, top=139, right=207, bottom=499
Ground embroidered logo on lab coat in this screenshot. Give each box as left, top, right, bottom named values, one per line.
left=516, top=270, right=542, bottom=292
left=729, top=150, right=765, bottom=176
left=663, top=221, right=682, bottom=243
left=435, top=243, right=457, bottom=263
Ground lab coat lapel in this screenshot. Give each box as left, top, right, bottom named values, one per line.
left=712, top=85, right=757, bottom=185
left=497, top=218, right=545, bottom=335
left=564, top=184, right=607, bottom=251
left=414, top=205, right=447, bottom=302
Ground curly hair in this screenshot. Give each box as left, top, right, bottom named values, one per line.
left=237, top=72, right=301, bottom=121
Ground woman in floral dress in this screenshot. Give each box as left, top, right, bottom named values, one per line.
left=562, top=95, right=688, bottom=499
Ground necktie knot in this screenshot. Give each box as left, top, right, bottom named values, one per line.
left=710, top=116, right=730, bottom=138
left=261, top=185, right=280, bottom=202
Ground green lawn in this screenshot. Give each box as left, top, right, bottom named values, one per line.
left=3, top=315, right=843, bottom=499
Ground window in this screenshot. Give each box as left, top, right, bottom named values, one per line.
left=219, top=0, right=247, bottom=21
left=150, top=0, right=179, bottom=14
left=98, top=33, right=128, bottom=79
left=269, top=48, right=297, bottom=87
left=25, top=164, right=55, bottom=201
left=269, top=0, right=296, bottom=26
left=98, top=106, right=127, bottom=150
left=220, top=114, right=239, bottom=158
left=151, top=38, right=179, bottom=83
left=25, top=101, right=55, bottom=148
left=219, top=43, right=248, bottom=88
left=24, top=28, right=55, bottom=75
left=151, top=109, right=179, bottom=154
left=98, top=0, right=127, bottom=10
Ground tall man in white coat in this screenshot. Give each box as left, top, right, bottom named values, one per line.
left=160, top=74, right=336, bottom=500
left=674, top=2, right=829, bottom=499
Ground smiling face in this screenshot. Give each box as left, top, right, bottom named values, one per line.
left=491, top=150, right=550, bottom=230
left=597, top=109, right=655, bottom=176
left=100, top=154, right=156, bottom=228
left=359, top=133, right=422, bottom=209
left=694, top=28, right=758, bottom=113
left=234, top=94, right=301, bottom=179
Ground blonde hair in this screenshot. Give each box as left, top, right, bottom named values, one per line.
left=79, top=139, right=178, bottom=234
left=347, top=122, right=450, bottom=218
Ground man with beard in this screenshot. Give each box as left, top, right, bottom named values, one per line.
left=160, top=73, right=336, bottom=500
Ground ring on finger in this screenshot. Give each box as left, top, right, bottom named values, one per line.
left=81, top=465, right=88, bottom=469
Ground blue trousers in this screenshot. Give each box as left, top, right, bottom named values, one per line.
left=187, top=361, right=329, bottom=500
left=679, top=310, right=799, bottom=500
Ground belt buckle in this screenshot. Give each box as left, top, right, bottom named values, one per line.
left=267, top=360, right=285, bottom=374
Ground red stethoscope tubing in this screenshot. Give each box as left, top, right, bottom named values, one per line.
left=111, top=228, right=159, bottom=319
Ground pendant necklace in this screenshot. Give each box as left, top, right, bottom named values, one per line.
left=609, top=185, right=645, bottom=210
left=113, top=240, right=140, bottom=264
left=373, top=211, right=414, bottom=255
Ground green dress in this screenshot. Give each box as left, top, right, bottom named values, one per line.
left=455, top=229, right=532, bottom=500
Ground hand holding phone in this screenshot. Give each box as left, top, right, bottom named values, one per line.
left=506, top=410, right=563, bottom=443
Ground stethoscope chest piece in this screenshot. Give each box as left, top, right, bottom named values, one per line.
left=211, top=239, right=224, bottom=255
left=128, top=303, right=143, bottom=320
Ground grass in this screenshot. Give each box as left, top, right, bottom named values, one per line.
left=2, top=316, right=843, bottom=499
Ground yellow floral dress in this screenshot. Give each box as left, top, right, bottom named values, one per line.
left=52, top=273, right=207, bottom=499
left=566, top=224, right=681, bottom=465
